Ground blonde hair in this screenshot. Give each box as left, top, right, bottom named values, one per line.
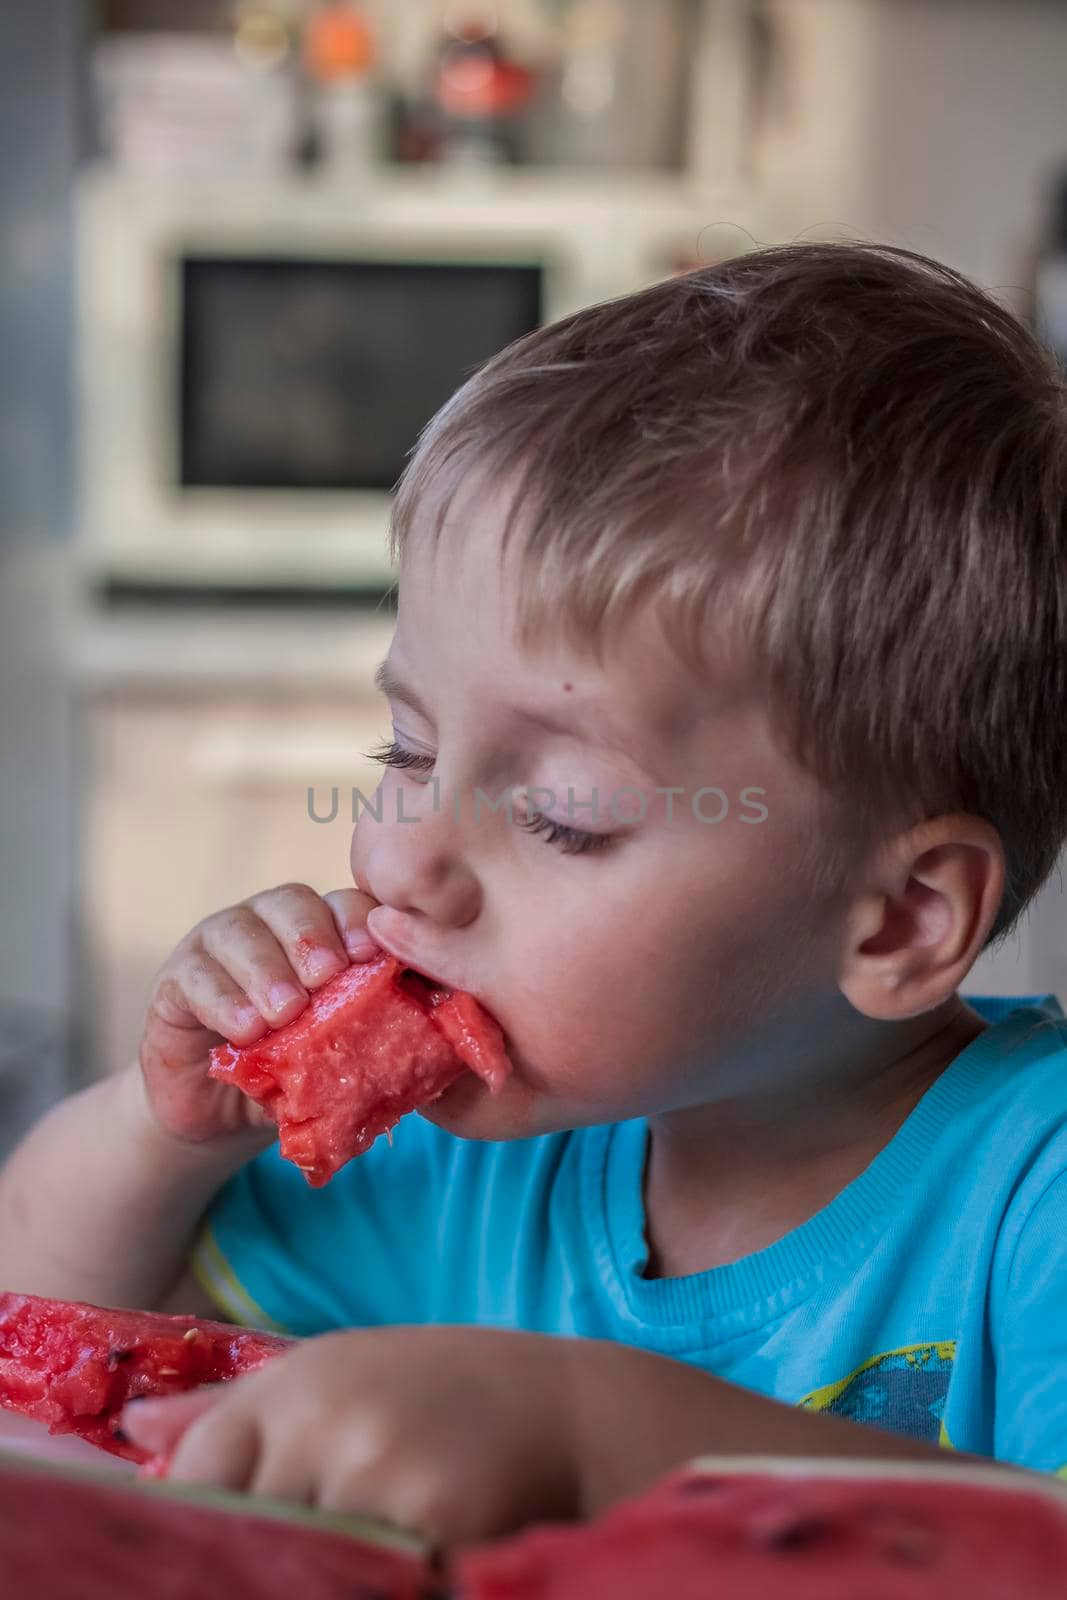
left=391, top=243, right=1067, bottom=939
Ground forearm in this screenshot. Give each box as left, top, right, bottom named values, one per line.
left=0, top=1064, right=252, bottom=1308
left=565, top=1341, right=1015, bottom=1518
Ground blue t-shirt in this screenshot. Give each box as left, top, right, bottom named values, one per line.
left=192, top=994, right=1067, bottom=1476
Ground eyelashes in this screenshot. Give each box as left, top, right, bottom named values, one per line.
left=366, top=738, right=435, bottom=774
left=365, top=740, right=614, bottom=857
left=515, top=810, right=613, bottom=856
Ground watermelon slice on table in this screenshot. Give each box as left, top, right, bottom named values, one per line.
left=4, top=1435, right=1067, bottom=1599
left=0, top=1450, right=437, bottom=1599
left=209, top=955, right=510, bottom=1187
left=0, top=1292, right=291, bottom=1471
left=457, top=1456, right=1067, bottom=1599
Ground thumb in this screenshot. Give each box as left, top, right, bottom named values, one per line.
left=323, top=886, right=381, bottom=962
left=123, top=1384, right=225, bottom=1455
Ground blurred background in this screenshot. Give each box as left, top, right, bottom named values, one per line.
left=2, top=0, right=1067, bottom=1146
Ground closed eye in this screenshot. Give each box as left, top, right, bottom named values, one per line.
left=368, top=740, right=614, bottom=856
left=517, top=811, right=614, bottom=856
left=365, top=738, right=435, bottom=774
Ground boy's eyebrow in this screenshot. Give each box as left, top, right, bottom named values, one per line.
left=374, top=660, right=432, bottom=722
left=376, top=657, right=660, bottom=778
left=514, top=700, right=644, bottom=765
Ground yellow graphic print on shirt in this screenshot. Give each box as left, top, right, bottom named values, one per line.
left=799, top=1342, right=957, bottom=1448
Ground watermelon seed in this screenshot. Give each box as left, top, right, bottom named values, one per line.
left=183, top=1328, right=200, bottom=1343
left=751, top=1513, right=834, bottom=1552
left=106, top=1348, right=133, bottom=1369
left=863, top=1508, right=941, bottom=1566
left=158, top=1367, right=180, bottom=1377
left=885, top=1527, right=940, bottom=1566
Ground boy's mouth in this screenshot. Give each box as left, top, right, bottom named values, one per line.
left=363, top=911, right=512, bottom=1068
left=397, top=965, right=451, bottom=1006
left=365, top=917, right=472, bottom=1006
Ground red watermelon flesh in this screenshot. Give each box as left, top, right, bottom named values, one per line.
left=0, top=1450, right=437, bottom=1599
left=0, top=1293, right=291, bottom=1469
left=423, top=988, right=510, bottom=1090
left=209, top=955, right=510, bottom=1187
left=457, top=1460, right=1067, bottom=1599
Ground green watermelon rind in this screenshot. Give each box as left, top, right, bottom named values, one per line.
left=0, top=1445, right=430, bottom=1559
left=682, top=1453, right=1067, bottom=1504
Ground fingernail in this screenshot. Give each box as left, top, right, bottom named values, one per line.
left=268, top=980, right=304, bottom=1012
left=304, top=947, right=343, bottom=982
left=344, top=930, right=378, bottom=961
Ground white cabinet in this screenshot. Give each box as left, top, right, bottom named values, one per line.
left=79, top=686, right=391, bottom=1079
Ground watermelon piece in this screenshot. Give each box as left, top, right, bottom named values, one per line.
left=422, top=988, right=510, bottom=1092
left=457, top=1456, right=1067, bottom=1599
left=0, top=1292, right=291, bottom=1470
left=0, top=1449, right=437, bottom=1599
left=209, top=955, right=510, bottom=1186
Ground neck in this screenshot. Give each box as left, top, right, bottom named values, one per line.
left=642, top=994, right=987, bottom=1278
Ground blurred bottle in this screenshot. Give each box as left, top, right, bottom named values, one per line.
left=231, top=0, right=302, bottom=168
left=1034, top=170, right=1067, bottom=366
left=522, top=0, right=689, bottom=171
left=233, top=1, right=296, bottom=73
left=301, top=1, right=385, bottom=173
left=430, top=4, right=537, bottom=166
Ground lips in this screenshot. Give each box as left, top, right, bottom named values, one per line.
left=364, top=906, right=507, bottom=1047
left=365, top=907, right=457, bottom=994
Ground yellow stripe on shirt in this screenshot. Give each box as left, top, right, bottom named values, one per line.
left=190, top=1222, right=291, bottom=1336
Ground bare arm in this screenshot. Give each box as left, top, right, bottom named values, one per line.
left=564, top=1339, right=1022, bottom=1518
left=0, top=1062, right=259, bottom=1310
left=0, top=884, right=374, bottom=1316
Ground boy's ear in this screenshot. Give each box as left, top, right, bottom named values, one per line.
left=838, top=814, right=1006, bottom=1021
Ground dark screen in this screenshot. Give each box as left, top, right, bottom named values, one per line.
left=179, top=257, right=543, bottom=490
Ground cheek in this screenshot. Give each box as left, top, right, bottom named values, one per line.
left=486, top=823, right=831, bottom=1109
left=473, top=864, right=713, bottom=1103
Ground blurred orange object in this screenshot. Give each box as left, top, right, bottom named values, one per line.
left=303, top=2, right=375, bottom=83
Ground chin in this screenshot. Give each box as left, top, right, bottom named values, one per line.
left=417, top=1072, right=542, bottom=1141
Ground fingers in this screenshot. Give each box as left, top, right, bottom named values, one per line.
left=322, top=887, right=381, bottom=962
left=181, top=883, right=377, bottom=1041
left=247, top=1435, right=318, bottom=1506
left=123, top=1366, right=475, bottom=1548
left=155, top=958, right=268, bottom=1049
left=317, top=1446, right=471, bottom=1549
left=245, top=883, right=353, bottom=991
left=200, top=904, right=312, bottom=1029
left=129, top=1385, right=315, bottom=1508
left=150, top=882, right=383, bottom=1075
left=122, top=1386, right=224, bottom=1457
left=161, top=1399, right=262, bottom=1493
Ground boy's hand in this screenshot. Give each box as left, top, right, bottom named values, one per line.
left=122, top=1327, right=582, bottom=1549
left=139, top=883, right=379, bottom=1146
left=122, top=1327, right=985, bottom=1550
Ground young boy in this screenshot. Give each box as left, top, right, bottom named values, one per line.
left=2, top=243, right=1066, bottom=1550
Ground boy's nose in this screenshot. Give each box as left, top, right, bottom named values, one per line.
left=354, top=812, right=481, bottom=931
left=363, top=848, right=481, bottom=931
